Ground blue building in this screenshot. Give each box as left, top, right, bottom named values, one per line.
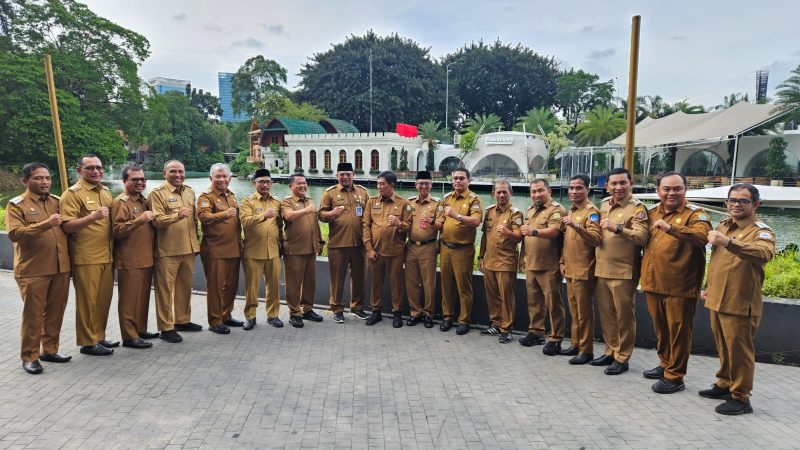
left=218, top=72, right=248, bottom=122
left=147, top=77, right=190, bottom=95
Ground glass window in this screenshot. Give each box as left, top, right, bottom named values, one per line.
left=309, top=150, right=317, bottom=170
left=339, top=149, right=347, bottom=163
left=324, top=150, right=332, bottom=171
left=295, top=150, right=302, bottom=168
left=355, top=150, right=363, bottom=170
left=370, top=149, right=379, bottom=170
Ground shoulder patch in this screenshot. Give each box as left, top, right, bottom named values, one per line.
left=757, top=231, right=773, bottom=240
left=9, top=196, right=23, bottom=205
left=755, top=221, right=771, bottom=230
left=589, top=213, right=600, bottom=223
left=325, top=185, right=336, bottom=191
left=67, top=183, right=82, bottom=192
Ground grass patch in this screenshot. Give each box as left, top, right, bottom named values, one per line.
left=763, top=249, right=800, bottom=299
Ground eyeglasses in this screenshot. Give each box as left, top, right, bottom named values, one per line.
left=129, top=177, right=146, bottom=183
left=726, top=198, right=753, bottom=206
left=452, top=176, right=467, bottom=181
left=256, top=179, right=273, bottom=185
left=82, top=165, right=103, bottom=172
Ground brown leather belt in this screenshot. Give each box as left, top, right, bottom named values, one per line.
left=441, top=241, right=471, bottom=249
left=409, top=238, right=437, bottom=246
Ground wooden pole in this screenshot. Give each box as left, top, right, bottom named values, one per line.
left=44, top=54, right=69, bottom=192
left=625, top=15, right=641, bottom=175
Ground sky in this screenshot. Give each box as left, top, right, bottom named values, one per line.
left=82, top=0, right=799, bottom=109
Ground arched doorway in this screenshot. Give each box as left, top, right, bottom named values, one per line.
left=438, top=157, right=461, bottom=174
left=681, top=150, right=728, bottom=176
left=743, top=148, right=799, bottom=177
left=471, top=154, right=523, bottom=178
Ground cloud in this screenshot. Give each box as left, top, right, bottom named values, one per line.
left=204, top=24, right=223, bottom=32
left=172, top=13, right=188, bottom=21
left=587, top=48, right=615, bottom=59
left=579, top=25, right=594, bottom=34
left=258, top=23, right=285, bottom=35
left=232, top=37, right=264, bottom=49
left=669, top=35, right=687, bottom=41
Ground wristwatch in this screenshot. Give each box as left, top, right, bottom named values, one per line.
left=614, top=224, right=622, bottom=234
left=456, top=213, right=463, bottom=223
left=531, top=228, right=539, bottom=237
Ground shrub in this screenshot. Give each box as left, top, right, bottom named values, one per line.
left=763, top=250, right=800, bottom=299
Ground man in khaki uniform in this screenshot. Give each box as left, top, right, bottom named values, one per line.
left=641, top=172, right=711, bottom=393
left=593, top=167, right=649, bottom=375
left=559, top=174, right=602, bottom=364
left=240, top=168, right=284, bottom=330
left=112, top=165, right=158, bottom=349
left=7, top=163, right=71, bottom=374
left=363, top=171, right=412, bottom=327
left=280, top=174, right=324, bottom=328
left=149, top=160, right=202, bottom=343
left=519, top=179, right=567, bottom=355
left=60, top=154, right=116, bottom=356
left=478, top=180, right=523, bottom=344
left=405, top=171, right=443, bottom=328
left=318, top=162, right=370, bottom=323
left=436, top=167, right=482, bottom=335
left=198, top=163, right=243, bottom=334
left=701, top=183, right=775, bottom=415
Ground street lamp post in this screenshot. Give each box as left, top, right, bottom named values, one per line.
left=445, top=62, right=455, bottom=133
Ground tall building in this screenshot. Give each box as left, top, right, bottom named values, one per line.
left=218, top=72, right=248, bottom=122
left=147, top=77, right=190, bottom=95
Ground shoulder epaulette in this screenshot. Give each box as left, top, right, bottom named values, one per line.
left=469, top=192, right=478, bottom=198
left=686, top=203, right=699, bottom=211
left=408, top=195, right=418, bottom=201
left=551, top=201, right=561, bottom=207
left=248, top=192, right=259, bottom=199
left=486, top=204, right=496, bottom=210
left=648, top=202, right=660, bottom=211
left=325, top=185, right=336, bottom=192
left=431, top=195, right=440, bottom=202
left=527, top=204, right=535, bottom=210
left=101, top=184, right=110, bottom=190
left=602, top=196, right=611, bottom=203
left=67, top=183, right=82, bottom=192
left=9, top=195, right=23, bottom=205
left=631, top=198, right=642, bottom=205
left=282, top=195, right=293, bottom=201
left=755, top=221, right=771, bottom=230
left=584, top=202, right=598, bottom=210
left=443, top=192, right=453, bottom=199
left=202, top=188, right=212, bottom=194
left=50, top=194, right=60, bottom=200
left=510, top=206, right=520, bottom=214
left=153, top=184, right=166, bottom=191
left=355, top=184, right=368, bottom=191
left=118, top=193, right=130, bottom=202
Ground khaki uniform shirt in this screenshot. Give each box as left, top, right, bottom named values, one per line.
left=197, top=187, right=242, bottom=259
left=641, top=202, right=711, bottom=298
left=111, top=193, right=155, bottom=269
left=561, top=199, right=602, bottom=281
left=362, top=193, right=412, bottom=257
left=479, top=203, right=523, bottom=272
left=148, top=182, right=200, bottom=257
left=240, top=192, right=283, bottom=260
left=280, top=195, right=321, bottom=256
left=408, top=195, right=442, bottom=243
left=318, top=183, right=369, bottom=248
left=59, top=178, right=113, bottom=265
left=437, top=189, right=483, bottom=245
left=522, top=201, right=566, bottom=271
left=6, top=192, right=70, bottom=277
left=705, top=215, right=775, bottom=317
left=595, top=195, right=649, bottom=280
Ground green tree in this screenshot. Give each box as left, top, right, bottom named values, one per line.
left=464, top=113, right=503, bottom=133
left=555, top=69, right=614, bottom=127
left=229, top=149, right=257, bottom=176
left=418, top=120, right=447, bottom=171
left=390, top=147, right=398, bottom=170
left=765, top=137, right=790, bottom=178
left=712, top=92, right=749, bottom=110
left=443, top=39, right=560, bottom=130
left=459, top=129, right=478, bottom=161
left=574, top=105, right=626, bottom=146
left=231, top=55, right=288, bottom=117
left=774, top=65, right=800, bottom=122
left=399, top=147, right=408, bottom=171
left=297, top=31, right=444, bottom=132
left=187, top=85, right=222, bottom=119
left=514, top=106, right=558, bottom=134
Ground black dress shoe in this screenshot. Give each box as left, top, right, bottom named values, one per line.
left=209, top=324, right=231, bottom=334
left=590, top=354, right=615, bottom=366
left=122, top=338, right=153, bottom=349
left=159, top=330, right=183, bottom=343
left=80, top=344, right=113, bottom=356
left=698, top=384, right=732, bottom=400
left=366, top=310, right=383, bottom=326
left=439, top=320, right=453, bottom=332
left=519, top=332, right=545, bottom=347
left=651, top=379, right=685, bottom=394
left=423, top=316, right=434, bottom=328
left=23, top=360, right=43, bottom=374
left=289, top=315, right=304, bottom=328
left=643, top=366, right=665, bottom=380
left=39, top=353, right=72, bottom=363
left=99, top=339, right=120, bottom=348
left=302, top=310, right=324, bottom=322
left=542, top=341, right=562, bottom=356
left=393, top=313, right=403, bottom=328
left=498, top=333, right=512, bottom=344
left=456, top=323, right=470, bottom=335
left=406, top=315, right=421, bottom=326
left=268, top=317, right=284, bottom=328
left=604, top=361, right=629, bottom=375
left=569, top=353, right=594, bottom=365
left=715, top=399, right=753, bottom=415
left=138, top=331, right=160, bottom=339
left=560, top=345, right=579, bottom=356
left=223, top=318, right=244, bottom=327
left=243, top=318, right=256, bottom=330
left=350, top=309, right=369, bottom=320
left=175, top=322, right=203, bottom=332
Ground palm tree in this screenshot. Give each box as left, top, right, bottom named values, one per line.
left=775, top=65, right=800, bottom=121
left=464, top=113, right=503, bottom=133
left=514, top=107, right=558, bottom=134
left=418, top=120, right=448, bottom=171
left=575, top=105, right=626, bottom=146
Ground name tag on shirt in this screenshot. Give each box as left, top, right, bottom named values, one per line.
left=169, top=197, right=178, bottom=202
left=355, top=206, right=363, bottom=216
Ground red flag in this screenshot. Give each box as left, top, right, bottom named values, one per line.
left=396, top=123, right=418, bottom=138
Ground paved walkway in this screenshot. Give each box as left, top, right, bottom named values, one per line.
left=0, top=270, right=798, bottom=449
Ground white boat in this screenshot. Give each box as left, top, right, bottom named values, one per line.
left=636, top=185, right=800, bottom=209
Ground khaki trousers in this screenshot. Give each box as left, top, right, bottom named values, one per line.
left=284, top=254, right=316, bottom=316
left=154, top=254, right=195, bottom=331
left=202, top=256, right=240, bottom=326
left=405, top=243, right=438, bottom=318
left=525, top=269, right=565, bottom=342
left=566, top=277, right=595, bottom=354
left=646, top=293, right=698, bottom=382
left=243, top=257, right=281, bottom=320
left=72, top=263, right=114, bottom=346
left=594, top=277, right=636, bottom=363
left=368, top=254, right=405, bottom=312
left=483, top=269, right=516, bottom=333
left=327, top=247, right=365, bottom=313
left=710, top=310, right=761, bottom=401
left=16, top=272, right=70, bottom=361
left=117, top=267, right=153, bottom=340
left=440, top=245, right=475, bottom=324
